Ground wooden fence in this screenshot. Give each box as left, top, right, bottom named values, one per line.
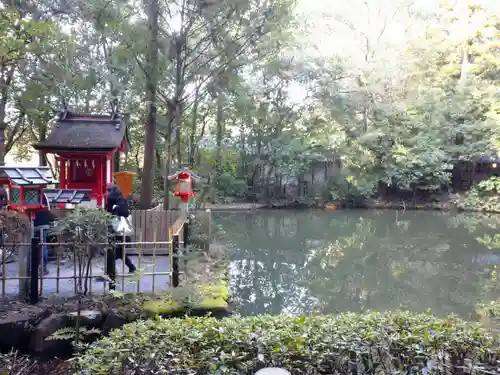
left=129, top=210, right=183, bottom=254
left=0, top=209, right=189, bottom=299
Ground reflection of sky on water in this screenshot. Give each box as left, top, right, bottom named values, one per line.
left=229, top=257, right=318, bottom=316
left=218, top=210, right=500, bottom=318
left=474, top=253, right=500, bottom=265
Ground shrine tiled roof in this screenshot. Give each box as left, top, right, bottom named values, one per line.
left=0, top=166, right=58, bottom=185
left=33, top=111, right=131, bottom=152
left=43, top=189, right=92, bottom=204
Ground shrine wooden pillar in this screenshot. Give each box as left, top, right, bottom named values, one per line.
left=59, top=156, right=66, bottom=188
left=106, top=153, right=113, bottom=184
left=95, top=156, right=104, bottom=207
left=66, top=160, right=72, bottom=185
left=58, top=156, right=67, bottom=208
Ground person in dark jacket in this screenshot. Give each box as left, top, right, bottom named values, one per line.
left=0, top=187, right=6, bottom=210
left=34, top=195, right=55, bottom=275
left=103, top=184, right=136, bottom=285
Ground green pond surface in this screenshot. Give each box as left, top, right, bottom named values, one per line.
left=214, top=209, right=500, bottom=318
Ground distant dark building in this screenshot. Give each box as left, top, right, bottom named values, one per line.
left=452, top=156, right=500, bottom=191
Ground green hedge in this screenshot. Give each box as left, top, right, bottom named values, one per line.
left=77, top=311, right=500, bottom=375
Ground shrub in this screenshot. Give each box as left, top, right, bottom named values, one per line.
left=190, top=212, right=211, bottom=248
left=215, top=173, right=248, bottom=198
left=51, top=207, right=113, bottom=295
left=457, top=176, right=500, bottom=212
left=0, top=210, right=30, bottom=265
left=77, top=311, right=500, bottom=375
left=477, top=300, right=500, bottom=331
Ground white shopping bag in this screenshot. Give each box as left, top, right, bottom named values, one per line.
left=112, top=216, right=133, bottom=236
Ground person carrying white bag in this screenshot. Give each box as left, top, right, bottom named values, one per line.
left=97, top=184, right=136, bottom=286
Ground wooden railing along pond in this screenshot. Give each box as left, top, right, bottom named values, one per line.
left=0, top=209, right=190, bottom=301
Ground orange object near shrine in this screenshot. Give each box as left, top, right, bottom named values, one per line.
left=113, top=171, right=136, bottom=198
left=33, top=108, right=131, bottom=208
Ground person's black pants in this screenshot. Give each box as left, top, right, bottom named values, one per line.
left=105, top=235, right=136, bottom=289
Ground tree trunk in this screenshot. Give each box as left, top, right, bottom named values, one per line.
left=212, top=94, right=224, bottom=202
left=173, top=35, right=184, bottom=170
left=113, top=152, right=120, bottom=173
left=239, top=124, right=245, bottom=176
left=163, top=109, right=175, bottom=210
left=38, top=99, right=50, bottom=166
left=195, top=116, right=207, bottom=168
left=0, top=64, right=16, bottom=166
left=164, top=34, right=185, bottom=208
left=140, top=0, right=159, bottom=209
left=155, top=144, right=165, bottom=188
left=215, top=94, right=224, bottom=178
left=188, top=87, right=200, bottom=168
left=175, top=106, right=182, bottom=169
left=459, top=41, right=470, bottom=83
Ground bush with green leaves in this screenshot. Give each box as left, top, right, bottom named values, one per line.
left=215, top=173, right=249, bottom=199
left=329, top=175, right=375, bottom=207
left=51, top=207, right=113, bottom=295
left=77, top=311, right=500, bottom=375
left=457, top=176, right=500, bottom=212
left=0, top=210, right=30, bottom=265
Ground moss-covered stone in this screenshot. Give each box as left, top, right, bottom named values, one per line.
left=197, top=296, right=228, bottom=310
left=197, top=283, right=230, bottom=300
left=143, top=299, right=182, bottom=315
left=142, top=281, right=230, bottom=316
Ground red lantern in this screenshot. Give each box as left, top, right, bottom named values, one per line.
left=173, top=171, right=195, bottom=203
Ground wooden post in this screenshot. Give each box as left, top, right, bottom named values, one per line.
left=19, top=215, right=35, bottom=298
left=106, top=245, right=116, bottom=290
left=18, top=234, right=29, bottom=298
left=182, top=220, right=189, bottom=277
left=172, top=234, right=179, bottom=287
left=206, top=208, right=211, bottom=252
left=183, top=219, right=189, bottom=248
left=29, top=237, right=40, bottom=304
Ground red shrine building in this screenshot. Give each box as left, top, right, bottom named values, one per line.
left=33, top=110, right=131, bottom=207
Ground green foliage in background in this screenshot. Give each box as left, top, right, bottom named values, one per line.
left=458, top=177, right=500, bottom=212
left=3, top=0, right=500, bottom=205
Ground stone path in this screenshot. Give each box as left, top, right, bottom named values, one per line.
left=0, top=255, right=172, bottom=297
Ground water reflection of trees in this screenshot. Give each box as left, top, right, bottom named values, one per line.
left=216, top=210, right=500, bottom=318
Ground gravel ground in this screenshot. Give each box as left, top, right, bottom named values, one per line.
left=0, top=255, right=172, bottom=298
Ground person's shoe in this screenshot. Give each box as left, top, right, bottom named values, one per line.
left=43, top=267, right=49, bottom=276
left=128, top=268, right=137, bottom=274
left=95, top=276, right=106, bottom=282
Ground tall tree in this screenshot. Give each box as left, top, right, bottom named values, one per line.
left=140, top=0, right=159, bottom=208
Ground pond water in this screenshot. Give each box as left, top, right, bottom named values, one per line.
left=215, top=210, right=500, bottom=318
